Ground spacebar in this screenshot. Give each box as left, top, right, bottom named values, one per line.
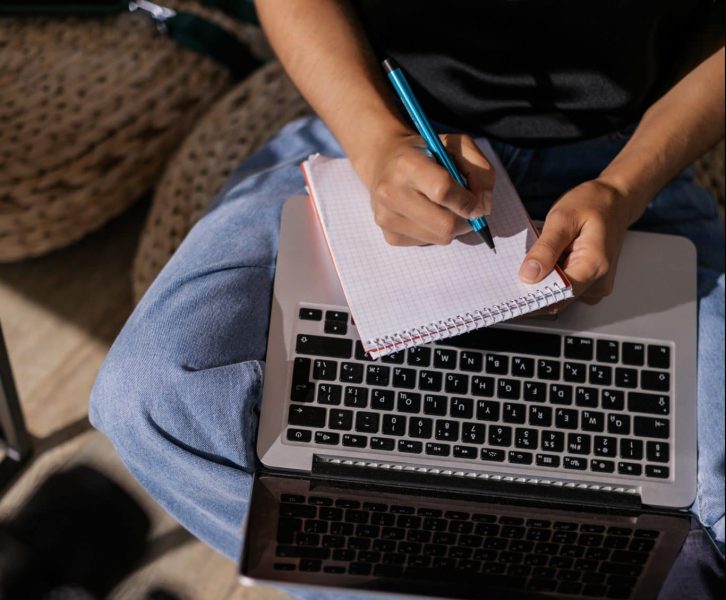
left=438, top=327, right=561, bottom=357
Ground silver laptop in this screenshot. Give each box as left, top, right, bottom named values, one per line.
left=241, top=195, right=700, bottom=599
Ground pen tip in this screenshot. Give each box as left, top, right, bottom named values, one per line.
left=478, top=228, right=496, bottom=251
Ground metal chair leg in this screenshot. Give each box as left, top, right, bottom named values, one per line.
left=0, top=322, right=32, bottom=492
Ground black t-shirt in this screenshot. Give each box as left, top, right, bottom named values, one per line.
left=351, top=0, right=724, bottom=145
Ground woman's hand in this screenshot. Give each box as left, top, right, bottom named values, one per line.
left=519, top=179, right=634, bottom=307
left=363, top=133, right=495, bottom=246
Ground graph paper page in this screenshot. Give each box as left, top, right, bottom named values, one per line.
left=303, top=140, right=571, bottom=356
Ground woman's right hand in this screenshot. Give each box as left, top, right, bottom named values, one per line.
left=360, top=132, right=496, bottom=246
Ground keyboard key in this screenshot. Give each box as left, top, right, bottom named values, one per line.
left=503, top=403, right=526, bottom=424
left=581, top=411, right=604, bottom=432
left=524, top=381, right=547, bottom=402
left=291, top=357, right=315, bottom=403
left=645, top=465, right=670, bottom=478
left=615, top=368, right=638, bottom=388
left=315, top=431, right=339, bottom=445
left=451, top=397, right=474, bottom=419
left=460, top=351, right=483, bottom=372
left=563, top=362, right=587, bottom=383
left=329, top=409, right=353, bottom=430
left=564, top=336, right=594, bottom=360
left=344, top=386, right=368, bottom=408
left=564, top=456, right=587, bottom=470
left=355, top=412, right=379, bottom=433
left=607, top=414, right=630, bottom=435
left=366, top=365, right=390, bottom=386
left=589, top=364, right=612, bottom=386
left=371, top=389, right=394, bottom=410
left=596, top=340, right=619, bottom=363
left=629, top=392, right=670, bottom=415
left=486, top=353, right=509, bottom=374
left=355, top=341, right=372, bottom=361
left=594, top=435, right=617, bottom=457
left=512, top=356, right=535, bottom=378
left=409, top=417, right=433, bottom=438
left=575, top=386, right=598, bottom=408
left=509, top=450, right=533, bottom=465
left=443, top=327, right=561, bottom=357
left=634, top=416, right=670, bottom=439
left=549, top=384, right=573, bottom=405
left=299, top=307, right=322, bottom=321
left=541, top=431, right=564, bottom=452
left=529, top=405, right=552, bottom=427
left=445, top=373, right=469, bottom=394
left=296, top=334, right=352, bottom=358
left=423, top=394, right=447, bottom=416
left=498, top=378, right=521, bottom=400
left=370, top=436, right=394, bottom=451
left=489, top=425, right=512, bottom=446
left=392, top=367, right=416, bottom=389
left=325, top=310, right=348, bottom=323
left=289, top=405, right=326, bottom=428
left=380, top=350, right=405, bottom=364
left=287, top=428, right=312, bottom=443
left=324, top=320, right=347, bottom=335
left=538, top=359, right=560, bottom=380
left=398, top=439, right=423, bottom=453
left=342, top=434, right=367, bottom=448
left=481, top=448, right=506, bottom=462
left=620, top=439, right=643, bottom=460
left=461, top=423, right=487, bottom=444
left=618, top=462, right=643, bottom=476
left=433, top=348, right=457, bottom=368
left=515, top=428, right=538, bottom=449
left=536, top=453, right=560, bottom=468
left=555, top=408, right=578, bottom=429
left=418, top=370, right=442, bottom=392
left=641, top=370, right=670, bottom=392
left=454, top=445, right=478, bottom=459
left=435, top=420, right=459, bottom=442
left=382, top=414, right=406, bottom=436
left=602, top=389, right=625, bottom=411
left=472, top=376, right=495, bottom=397
left=397, top=392, right=421, bottom=413
left=567, top=433, right=591, bottom=454
left=647, top=441, right=669, bottom=463
left=647, top=345, right=671, bottom=369
left=317, top=383, right=342, bottom=405
left=276, top=545, right=329, bottom=559
left=407, top=346, right=431, bottom=367
left=340, top=362, right=363, bottom=383
left=476, top=400, right=500, bottom=421
left=426, top=442, right=451, bottom=457
left=622, top=342, right=645, bottom=366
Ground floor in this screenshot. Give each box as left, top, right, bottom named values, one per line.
left=0, top=201, right=287, bottom=600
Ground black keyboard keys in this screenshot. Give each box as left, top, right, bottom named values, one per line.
left=296, top=334, right=352, bottom=359
left=288, top=405, right=326, bottom=428
left=622, top=342, right=645, bottom=366
left=564, top=336, right=594, bottom=360
left=596, top=340, right=619, bottom=363
left=290, top=357, right=314, bottom=403
left=647, top=345, right=671, bottom=369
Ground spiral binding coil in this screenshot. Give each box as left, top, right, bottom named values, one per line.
left=368, top=281, right=572, bottom=357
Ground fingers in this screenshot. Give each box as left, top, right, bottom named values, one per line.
left=373, top=201, right=469, bottom=245
left=519, top=210, right=577, bottom=283
left=442, top=134, right=495, bottom=216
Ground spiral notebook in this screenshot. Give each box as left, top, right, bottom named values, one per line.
left=301, top=141, right=572, bottom=358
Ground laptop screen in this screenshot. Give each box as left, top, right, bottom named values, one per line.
left=240, top=472, right=692, bottom=599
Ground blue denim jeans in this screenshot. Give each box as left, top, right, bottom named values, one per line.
left=90, top=117, right=725, bottom=591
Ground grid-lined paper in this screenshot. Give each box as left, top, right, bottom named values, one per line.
left=303, top=140, right=572, bottom=357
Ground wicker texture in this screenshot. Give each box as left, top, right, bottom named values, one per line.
left=132, top=61, right=311, bottom=301
left=132, top=60, right=725, bottom=302
left=0, top=4, right=266, bottom=262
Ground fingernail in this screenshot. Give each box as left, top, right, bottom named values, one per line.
left=519, top=259, right=542, bottom=282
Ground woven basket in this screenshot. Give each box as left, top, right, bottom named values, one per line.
left=132, top=62, right=725, bottom=302
left=131, top=61, right=311, bottom=301
left=0, top=2, right=267, bottom=262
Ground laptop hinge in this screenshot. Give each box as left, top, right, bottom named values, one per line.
left=311, top=455, right=642, bottom=510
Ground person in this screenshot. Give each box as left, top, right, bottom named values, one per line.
left=89, top=0, right=725, bottom=593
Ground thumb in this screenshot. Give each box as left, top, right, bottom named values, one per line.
left=520, top=211, right=575, bottom=283
left=444, top=135, right=495, bottom=216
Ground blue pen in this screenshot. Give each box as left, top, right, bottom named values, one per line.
left=383, top=57, right=496, bottom=251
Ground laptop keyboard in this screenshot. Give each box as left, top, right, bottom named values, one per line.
left=286, top=304, right=673, bottom=481
left=273, top=492, right=656, bottom=598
